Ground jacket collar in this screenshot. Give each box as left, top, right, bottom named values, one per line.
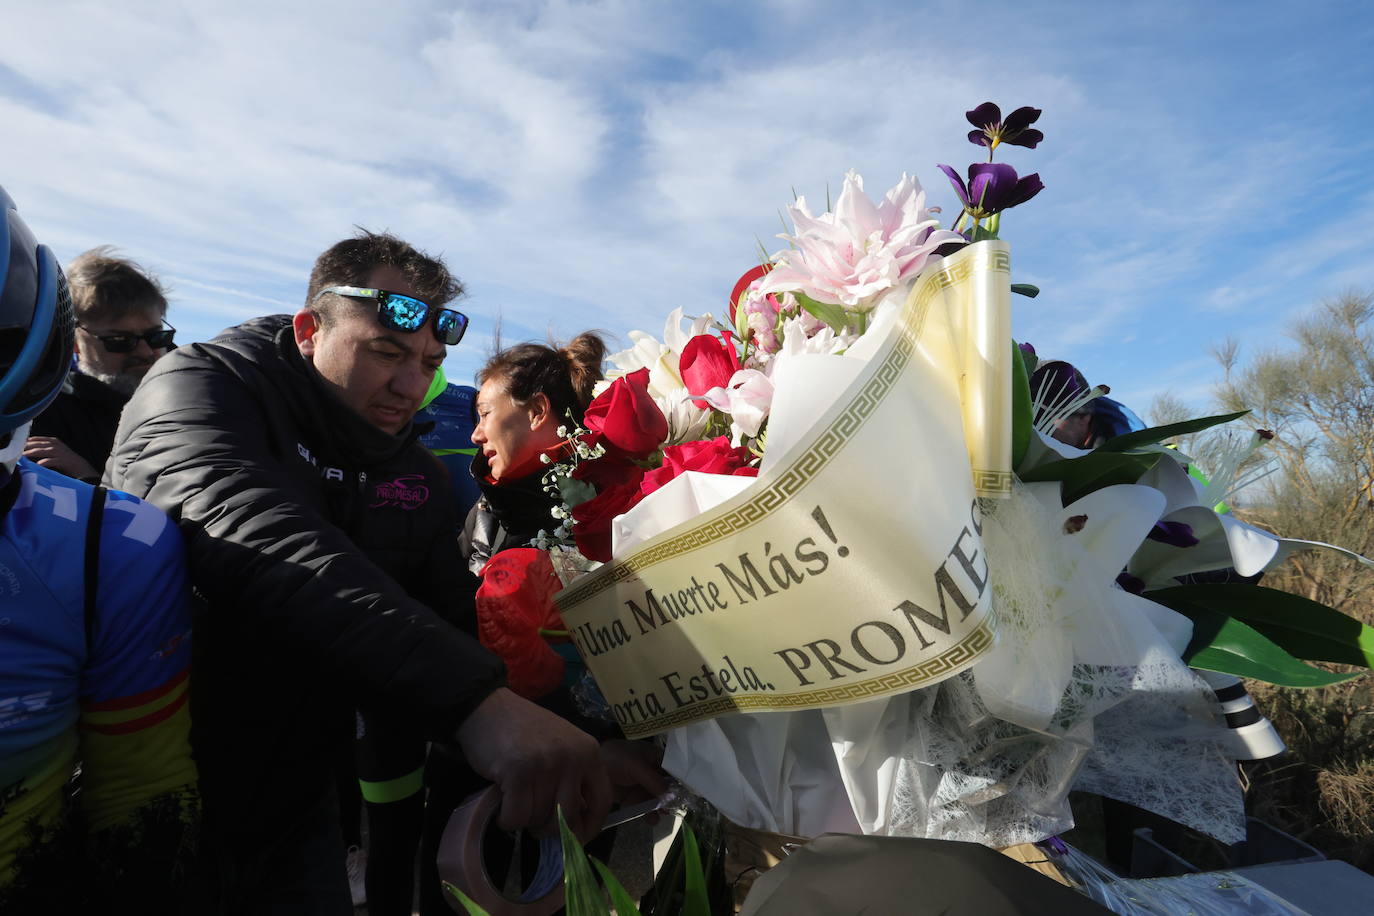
left=270, top=322, right=427, bottom=466
left=64, top=368, right=132, bottom=406
left=471, top=449, right=559, bottom=543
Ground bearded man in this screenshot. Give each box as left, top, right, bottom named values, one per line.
left=26, top=247, right=174, bottom=480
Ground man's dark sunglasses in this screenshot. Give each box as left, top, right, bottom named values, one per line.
left=78, top=323, right=176, bottom=353
left=313, top=286, right=469, bottom=345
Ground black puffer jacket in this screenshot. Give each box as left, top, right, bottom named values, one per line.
left=29, top=368, right=128, bottom=480
left=107, top=316, right=504, bottom=802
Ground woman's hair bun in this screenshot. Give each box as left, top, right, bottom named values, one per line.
left=560, top=331, right=607, bottom=408
left=478, top=330, right=609, bottom=424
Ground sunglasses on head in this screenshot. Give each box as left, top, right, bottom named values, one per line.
left=79, top=323, right=176, bottom=353
left=313, top=286, right=469, bottom=345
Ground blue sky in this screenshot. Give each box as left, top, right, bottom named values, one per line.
left=3, top=0, right=1373, bottom=414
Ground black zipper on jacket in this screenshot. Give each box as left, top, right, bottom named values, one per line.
left=354, top=471, right=369, bottom=525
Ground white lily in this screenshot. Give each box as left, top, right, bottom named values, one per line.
left=699, top=369, right=775, bottom=442
left=605, top=306, right=714, bottom=402
left=759, top=170, right=962, bottom=310
left=972, top=479, right=1246, bottom=843
left=654, top=385, right=711, bottom=446
left=1127, top=443, right=1374, bottom=589
left=976, top=481, right=1192, bottom=731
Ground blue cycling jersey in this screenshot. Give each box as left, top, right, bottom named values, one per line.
left=0, top=458, right=197, bottom=901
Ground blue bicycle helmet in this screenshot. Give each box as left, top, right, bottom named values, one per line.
left=0, top=184, right=73, bottom=434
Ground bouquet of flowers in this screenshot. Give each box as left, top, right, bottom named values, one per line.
left=534, top=103, right=1374, bottom=848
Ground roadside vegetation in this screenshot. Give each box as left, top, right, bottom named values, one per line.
left=1153, top=291, right=1374, bottom=869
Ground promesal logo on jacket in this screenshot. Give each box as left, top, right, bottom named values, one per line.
left=370, top=475, right=430, bottom=510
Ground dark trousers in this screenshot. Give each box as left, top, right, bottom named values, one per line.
left=187, top=774, right=352, bottom=915
left=186, top=671, right=354, bottom=915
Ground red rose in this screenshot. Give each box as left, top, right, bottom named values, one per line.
left=729, top=263, right=773, bottom=311
left=475, top=549, right=568, bottom=699
left=583, top=367, right=668, bottom=459
left=571, top=473, right=645, bottom=562
left=641, top=436, right=758, bottom=495
left=679, top=334, right=742, bottom=408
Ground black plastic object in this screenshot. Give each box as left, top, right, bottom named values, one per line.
left=1130, top=828, right=1199, bottom=878
left=1227, top=818, right=1324, bottom=868
left=1130, top=817, right=1325, bottom=879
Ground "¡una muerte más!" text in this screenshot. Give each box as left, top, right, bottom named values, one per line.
left=568, top=502, right=990, bottom=729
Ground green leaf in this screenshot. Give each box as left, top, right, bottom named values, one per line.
left=1018, top=450, right=1163, bottom=504
left=1146, top=584, right=1374, bottom=668
left=559, top=807, right=610, bottom=915
left=592, top=859, right=642, bottom=916
left=1175, top=607, right=1359, bottom=687
left=443, top=881, right=494, bottom=916
left=1010, top=283, right=1040, bottom=299
left=1011, top=340, right=1032, bottom=468
left=1095, top=410, right=1250, bottom=453
left=792, top=291, right=851, bottom=333
left=557, top=474, right=598, bottom=508
left=681, top=825, right=711, bottom=916
left=638, top=817, right=689, bottom=915
left=971, top=224, right=998, bottom=242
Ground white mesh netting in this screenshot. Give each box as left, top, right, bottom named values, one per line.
left=873, top=482, right=1246, bottom=845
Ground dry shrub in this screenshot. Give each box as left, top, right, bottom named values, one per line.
left=1241, top=645, right=1374, bottom=869
left=1316, top=763, right=1374, bottom=839
left=1154, top=292, right=1374, bottom=872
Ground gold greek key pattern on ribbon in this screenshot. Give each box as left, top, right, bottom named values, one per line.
left=619, top=616, right=997, bottom=738
left=972, top=469, right=1013, bottom=497
left=559, top=244, right=1010, bottom=612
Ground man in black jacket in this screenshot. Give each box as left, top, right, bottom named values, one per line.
left=26, top=247, right=174, bottom=480
left=108, top=232, right=612, bottom=914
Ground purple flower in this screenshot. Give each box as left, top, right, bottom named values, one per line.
left=1116, top=572, right=1146, bottom=595
left=1037, top=836, right=1070, bottom=856
left=966, top=102, right=1044, bottom=150
left=1147, top=520, right=1199, bottom=548
left=1029, top=359, right=1088, bottom=403
left=938, top=162, right=1044, bottom=220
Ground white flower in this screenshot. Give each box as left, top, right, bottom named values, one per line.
left=605, top=307, right=714, bottom=403
left=767, top=315, right=855, bottom=377
left=700, top=369, right=775, bottom=441
left=977, top=481, right=1195, bottom=730
left=654, top=385, right=712, bottom=446
left=759, top=170, right=962, bottom=311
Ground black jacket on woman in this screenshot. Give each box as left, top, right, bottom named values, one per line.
left=460, top=450, right=561, bottom=575
left=459, top=449, right=617, bottom=735
left=107, top=315, right=504, bottom=910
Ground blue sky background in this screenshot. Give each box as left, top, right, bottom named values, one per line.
left=3, top=0, right=1373, bottom=414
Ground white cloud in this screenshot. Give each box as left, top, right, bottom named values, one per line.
left=1, top=0, right=1370, bottom=392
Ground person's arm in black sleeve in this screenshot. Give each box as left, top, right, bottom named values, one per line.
left=108, top=355, right=613, bottom=841
left=412, top=452, right=481, bottom=634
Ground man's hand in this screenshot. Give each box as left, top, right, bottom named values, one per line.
left=456, top=687, right=613, bottom=842
left=600, top=739, right=669, bottom=808
left=23, top=435, right=99, bottom=480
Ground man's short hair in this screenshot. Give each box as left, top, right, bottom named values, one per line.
left=306, top=231, right=463, bottom=326
left=66, top=247, right=168, bottom=326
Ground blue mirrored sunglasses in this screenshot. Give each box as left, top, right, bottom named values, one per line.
left=313, top=286, right=469, bottom=345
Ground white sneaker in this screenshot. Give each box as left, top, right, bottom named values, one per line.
left=345, top=844, right=367, bottom=907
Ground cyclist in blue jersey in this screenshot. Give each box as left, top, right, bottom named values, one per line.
left=0, top=184, right=198, bottom=912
